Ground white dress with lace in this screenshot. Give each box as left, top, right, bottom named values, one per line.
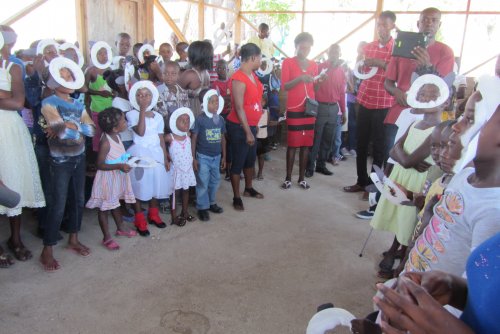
left=0, top=60, right=45, bottom=216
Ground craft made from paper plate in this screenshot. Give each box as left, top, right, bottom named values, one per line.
left=124, top=62, right=136, bottom=92
left=256, top=57, right=273, bottom=76
left=202, top=89, right=224, bottom=118
left=129, top=80, right=159, bottom=111
left=306, top=308, right=356, bottom=334
left=406, top=74, right=449, bottom=109
left=36, top=39, right=59, bottom=56
left=169, top=107, right=195, bottom=136
left=138, top=44, right=155, bottom=64
left=370, top=166, right=411, bottom=206
left=127, top=156, right=158, bottom=168
left=48, top=57, right=85, bottom=90
left=90, top=41, right=113, bottom=69
left=58, top=42, right=84, bottom=68
left=353, top=60, right=377, bottom=80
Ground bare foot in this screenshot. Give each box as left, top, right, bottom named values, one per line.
left=40, top=248, right=61, bottom=272
left=67, top=241, right=91, bottom=257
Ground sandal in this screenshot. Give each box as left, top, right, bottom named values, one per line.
left=183, top=214, right=197, bottom=222
left=0, top=252, right=14, bottom=268
left=233, top=197, right=244, bottom=211
left=343, top=184, right=364, bottom=193
left=102, top=238, right=120, bottom=251
left=281, top=180, right=292, bottom=190
left=7, top=239, right=32, bottom=261
left=115, top=229, right=138, bottom=238
left=171, top=215, right=186, bottom=227
left=39, top=257, right=61, bottom=272
left=243, top=188, right=264, bottom=199
left=67, top=244, right=91, bottom=257
left=298, top=180, right=310, bottom=190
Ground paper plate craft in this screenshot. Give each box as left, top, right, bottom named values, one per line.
left=406, top=74, right=450, bottom=109
left=129, top=80, right=159, bottom=111
left=256, top=57, right=273, bottom=76
left=202, top=89, right=224, bottom=118
left=169, top=107, right=195, bottom=136
left=124, top=62, right=136, bottom=92
left=370, top=165, right=412, bottom=206
left=353, top=60, right=377, bottom=80
left=306, top=308, right=356, bottom=334
left=58, top=42, right=84, bottom=68
left=314, top=67, right=328, bottom=81
left=138, top=44, right=155, bottom=64
left=90, top=41, right=113, bottom=69
left=36, top=39, right=59, bottom=56
left=127, top=156, right=158, bottom=168
left=48, top=57, right=85, bottom=90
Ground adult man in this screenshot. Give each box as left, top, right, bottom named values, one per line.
left=305, top=44, right=346, bottom=177
left=247, top=23, right=274, bottom=58
left=384, top=7, right=454, bottom=150
left=343, top=11, right=396, bottom=193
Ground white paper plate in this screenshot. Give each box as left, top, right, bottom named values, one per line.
left=306, top=308, right=356, bottom=334
left=353, top=60, right=377, bottom=80
left=127, top=156, right=158, bottom=168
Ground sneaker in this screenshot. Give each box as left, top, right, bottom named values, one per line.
left=349, top=149, right=357, bottom=157
left=340, top=147, right=351, bottom=156
left=356, top=210, right=375, bottom=219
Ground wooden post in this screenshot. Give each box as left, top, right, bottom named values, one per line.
left=75, top=0, right=89, bottom=59
left=234, top=0, right=242, bottom=43
left=373, top=0, right=384, bottom=40
left=2, top=0, right=48, bottom=25
left=199, top=0, right=205, bottom=40
left=154, top=0, right=187, bottom=42
left=458, top=0, right=472, bottom=73
left=301, top=0, right=306, bottom=32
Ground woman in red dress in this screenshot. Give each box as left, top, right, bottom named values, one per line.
left=226, top=43, right=264, bottom=211
left=281, top=32, right=318, bottom=190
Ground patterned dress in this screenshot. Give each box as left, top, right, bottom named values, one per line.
left=86, top=134, right=136, bottom=211
left=169, top=134, right=196, bottom=191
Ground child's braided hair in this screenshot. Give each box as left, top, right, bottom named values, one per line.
left=98, top=107, right=123, bottom=133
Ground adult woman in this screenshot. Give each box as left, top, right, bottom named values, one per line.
left=178, top=40, right=212, bottom=116
left=226, top=43, right=264, bottom=211
left=281, top=32, right=318, bottom=190
left=0, top=26, right=45, bottom=267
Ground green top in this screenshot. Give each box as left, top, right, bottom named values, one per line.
left=89, top=74, right=113, bottom=113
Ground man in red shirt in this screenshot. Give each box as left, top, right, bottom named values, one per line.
left=344, top=11, right=396, bottom=193
left=384, top=7, right=454, bottom=149
left=306, top=44, right=346, bottom=177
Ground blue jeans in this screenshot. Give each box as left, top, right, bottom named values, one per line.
left=195, top=152, right=221, bottom=210
left=34, top=143, right=52, bottom=231
left=43, top=154, right=86, bottom=246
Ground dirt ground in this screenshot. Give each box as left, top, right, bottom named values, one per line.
left=0, top=147, right=392, bottom=334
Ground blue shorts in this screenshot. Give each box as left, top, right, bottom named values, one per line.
left=226, top=121, right=257, bottom=175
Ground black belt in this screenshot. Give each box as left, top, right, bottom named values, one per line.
left=318, top=101, right=339, bottom=106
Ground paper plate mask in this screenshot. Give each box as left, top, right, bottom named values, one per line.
left=353, top=60, right=377, bottom=80
left=138, top=44, right=155, bottom=64
left=306, top=308, right=356, bottom=334
left=169, top=107, right=195, bottom=136
left=58, top=42, right=84, bottom=68
left=110, top=56, right=124, bottom=70
left=90, top=41, right=113, bottom=69
left=202, top=89, right=224, bottom=118
left=36, top=39, right=59, bottom=56
left=370, top=165, right=412, bottom=206
left=256, top=57, right=273, bottom=76
left=48, top=57, right=85, bottom=90
left=129, top=80, right=159, bottom=111
left=406, top=74, right=449, bottom=109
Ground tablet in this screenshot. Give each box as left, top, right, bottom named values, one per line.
left=392, top=31, right=428, bottom=59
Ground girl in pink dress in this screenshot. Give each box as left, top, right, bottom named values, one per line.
left=86, top=108, right=139, bottom=250
left=166, top=107, right=197, bottom=226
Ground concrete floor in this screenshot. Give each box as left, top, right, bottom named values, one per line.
left=0, top=146, right=393, bottom=334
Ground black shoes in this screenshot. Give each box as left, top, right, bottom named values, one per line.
left=315, top=166, right=333, bottom=176
left=198, top=209, right=210, bottom=221
left=305, top=169, right=314, bottom=178
left=209, top=204, right=224, bottom=214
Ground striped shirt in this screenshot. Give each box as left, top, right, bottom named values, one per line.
left=356, top=39, right=395, bottom=110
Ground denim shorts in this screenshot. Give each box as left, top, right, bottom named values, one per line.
left=226, top=121, right=257, bottom=175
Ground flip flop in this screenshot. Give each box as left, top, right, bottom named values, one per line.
left=0, top=253, right=15, bottom=268
left=183, top=214, right=197, bottom=222
left=281, top=180, right=291, bottom=190
left=67, top=245, right=91, bottom=257
left=102, top=238, right=120, bottom=251
left=233, top=197, right=244, bottom=211
left=115, top=229, right=137, bottom=238
left=39, top=257, right=61, bottom=272
left=7, top=240, right=32, bottom=261
left=343, top=184, right=364, bottom=193
left=298, top=180, right=310, bottom=190
left=243, top=188, right=264, bottom=199
left=171, top=216, right=186, bottom=227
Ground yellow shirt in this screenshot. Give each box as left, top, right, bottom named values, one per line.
left=247, top=36, right=274, bottom=58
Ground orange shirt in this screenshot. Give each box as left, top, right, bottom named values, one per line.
left=227, top=70, right=264, bottom=126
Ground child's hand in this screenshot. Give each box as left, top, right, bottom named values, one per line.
left=45, top=127, right=57, bottom=139
left=164, top=159, right=170, bottom=172
left=119, top=164, right=131, bottom=173
left=220, top=159, right=226, bottom=170
left=193, top=159, right=199, bottom=172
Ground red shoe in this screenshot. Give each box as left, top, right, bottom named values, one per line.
left=134, top=212, right=150, bottom=237
left=148, top=207, right=167, bottom=228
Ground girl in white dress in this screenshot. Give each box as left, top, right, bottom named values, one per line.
left=166, top=107, right=196, bottom=226
left=126, top=81, right=173, bottom=236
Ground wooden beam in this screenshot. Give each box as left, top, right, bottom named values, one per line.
left=234, top=0, right=241, bottom=44
left=462, top=53, right=499, bottom=76
left=75, top=0, right=89, bottom=60
left=182, top=0, right=235, bottom=13
left=240, top=10, right=500, bottom=15
left=458, top=0, right=472, bottom=72
left=240, top=15, right=289, bottom=58
left=313, top=15, right=375, bottom=60
left=2, top=0, right=49, bottom=26
left=154, top=0, right=187, bottom=42
left=373, top=0, right=384, bottom=40
left=198, top=0, right=205, bottom=40
left=301, top=0, right=306, bottom=32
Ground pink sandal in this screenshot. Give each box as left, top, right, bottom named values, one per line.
left=102, top=238, right=120, bottom=251
left=115, top=229, right=137, bottom=238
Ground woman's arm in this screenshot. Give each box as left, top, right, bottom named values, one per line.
left=0, top=64, right=24, bottom=110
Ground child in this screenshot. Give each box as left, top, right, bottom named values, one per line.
left=192, top=90, right=226, bottom=221
left=175, top=42, right=189, bottom=71
left=86, top=108, right=138, bottom=250
left=158, top=42, right=174, bottom=67
left=156, top=61, right=190, bottom=129
left=85, top=41, right=113, bottom=152
left=371, top=75, right=449, bottom=273
left=40, top=57, right=95, bottom=271
left=126, top=81, right=173, bottom=236
left=211, top=59, right=231, bottom=116
left=166, top=107, right=197, bottom=226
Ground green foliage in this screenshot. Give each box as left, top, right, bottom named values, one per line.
left=244, top=0, right=295, bottom=32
